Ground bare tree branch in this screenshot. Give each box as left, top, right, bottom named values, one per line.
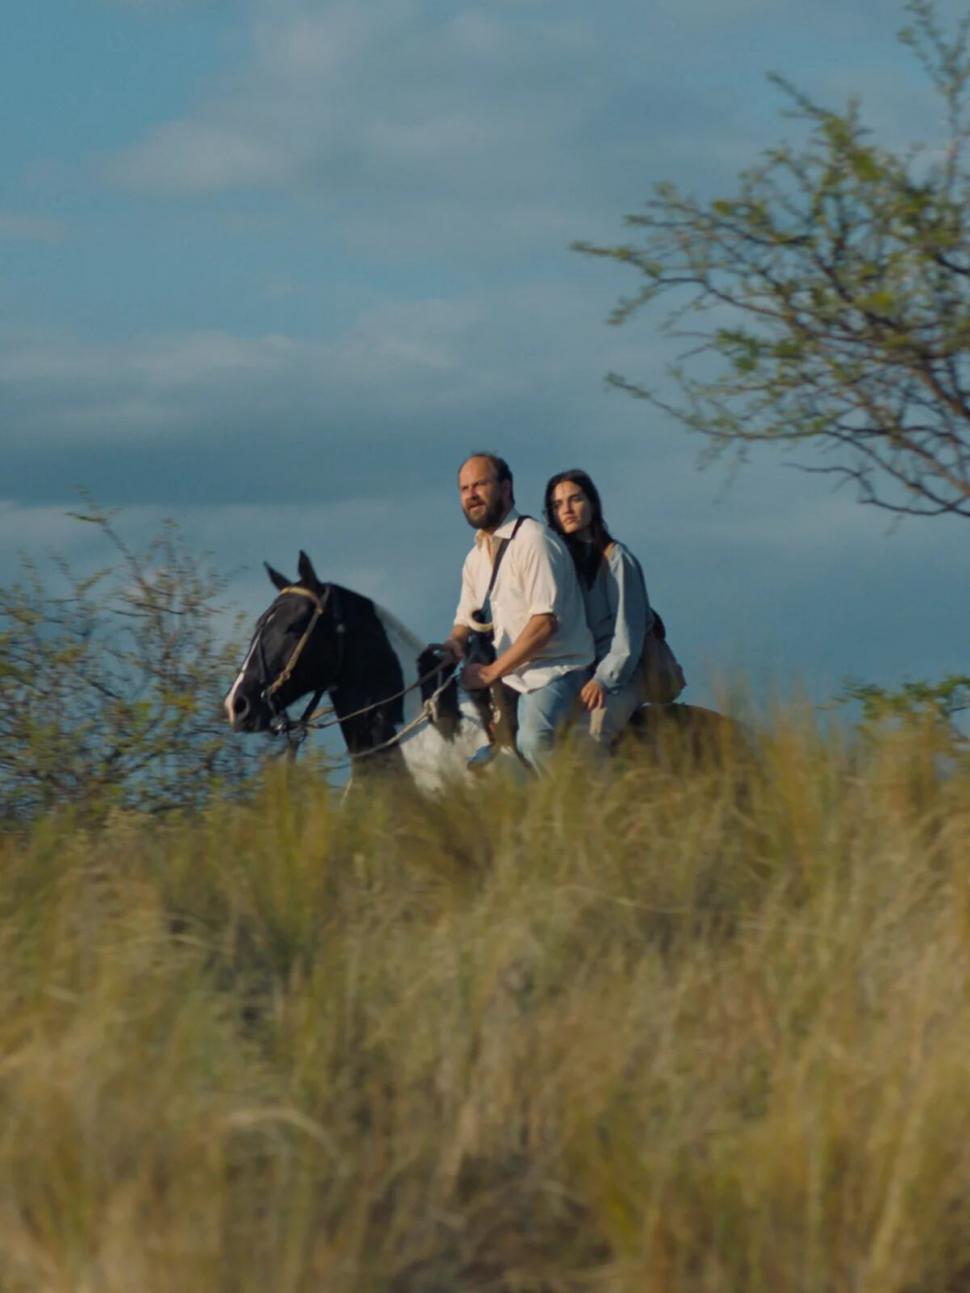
left=577, top=3, right=970, bottom=520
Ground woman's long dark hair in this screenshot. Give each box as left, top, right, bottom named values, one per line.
left=543, top=469, right=615, bottom=588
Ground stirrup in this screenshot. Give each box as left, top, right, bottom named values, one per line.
left=466, top=743, right=499, bottom=772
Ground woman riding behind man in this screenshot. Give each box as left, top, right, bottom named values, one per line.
left=544, top=469, right=652, bottom=749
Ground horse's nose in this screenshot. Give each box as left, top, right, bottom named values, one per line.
left=229, top=692, right=251, bottom=727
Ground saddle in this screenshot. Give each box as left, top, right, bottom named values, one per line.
left=416, top=641, right=518, bottom=752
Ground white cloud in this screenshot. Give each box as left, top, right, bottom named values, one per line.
left=100, top=0, right=965, bottom=264
left=101, top=0, right=643, bottom=253
left=114, top=121, right=293, bottom=192
left=106, top=0, right=945, bottom=270
left=0, top=329, right=297, bottom=402
left=0, top=210, right=66, bottom=242
left=0, top=284, right=622, bottom=452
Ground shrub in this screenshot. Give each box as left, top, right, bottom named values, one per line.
left=0, top=506, right=256, bottom=821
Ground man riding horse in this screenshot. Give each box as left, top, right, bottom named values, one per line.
left=438, top=453, right=593, bottom=773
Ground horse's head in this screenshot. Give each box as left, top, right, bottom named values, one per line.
left=224, top=551, right=342, bottom=732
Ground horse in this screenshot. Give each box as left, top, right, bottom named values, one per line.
left=223, top=551, right=491, bottom=789
left=224, top=551, right=745, bottom=788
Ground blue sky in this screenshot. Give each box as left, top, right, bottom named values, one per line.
left=3, top=0, right=968, bottom=712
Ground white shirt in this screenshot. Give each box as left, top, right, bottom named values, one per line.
left=454, top=509, right=594, bottom=693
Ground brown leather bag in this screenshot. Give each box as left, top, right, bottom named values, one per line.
left=640, top=608, right=686, bottom=704
left=603, top=542, right=686, bottom=705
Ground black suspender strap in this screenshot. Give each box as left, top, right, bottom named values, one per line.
left=481, top=515, right=526, bottom=619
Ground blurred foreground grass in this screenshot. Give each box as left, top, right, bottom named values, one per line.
left=1, top=711, right=969, bottom=1293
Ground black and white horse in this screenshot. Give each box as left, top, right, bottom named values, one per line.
left=223, top=551, right=489, bottom=788
left=224, top=551, right=743, bottom=787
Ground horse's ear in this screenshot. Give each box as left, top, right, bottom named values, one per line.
left=297, top=550, right=321, bottom=588
left=264, top=562, right=290, bottom=592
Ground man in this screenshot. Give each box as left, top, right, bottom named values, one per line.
left=440, top=452, right=594, bottom=773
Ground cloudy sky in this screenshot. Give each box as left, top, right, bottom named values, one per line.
left=3, top=0, right=968, bottom=715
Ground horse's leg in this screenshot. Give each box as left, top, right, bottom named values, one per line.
left=337, top=708, right=410, bottom=780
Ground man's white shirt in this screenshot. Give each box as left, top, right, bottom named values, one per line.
left=454, top=509, right=594, bottom=694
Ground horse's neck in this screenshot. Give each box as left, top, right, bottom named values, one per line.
left=322, top=589, right=486, bottom=777
left=326, top=587, right=412, bottom=739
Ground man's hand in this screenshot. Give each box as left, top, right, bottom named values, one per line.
left=461, top=660, right=496, bottom=691
left=439, top=634, right=468, bottom=666
left=580, top=678, right=606, bottom=711
left=460, top=613, right=557, bottom=693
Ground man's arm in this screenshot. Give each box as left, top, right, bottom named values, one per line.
left=461, top=612, right=557, bottom=690
left=440, top=623, right=472, bottom=663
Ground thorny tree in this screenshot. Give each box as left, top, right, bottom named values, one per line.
left=576, top=1, right=970, bottom=519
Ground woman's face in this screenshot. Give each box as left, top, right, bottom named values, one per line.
left=550, top=480, right=593, bottom=537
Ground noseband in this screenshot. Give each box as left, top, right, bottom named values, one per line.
left=258, top=583, right=341, bottom=736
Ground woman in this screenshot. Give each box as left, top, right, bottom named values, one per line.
left=544, top=469, right=652, bottom=748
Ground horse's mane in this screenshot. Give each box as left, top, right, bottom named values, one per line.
left=369, top=602, right=426, bottom=668
left=363, top=599, right=431, bottom=724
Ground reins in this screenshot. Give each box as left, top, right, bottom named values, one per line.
left=270, top=665, right=456, bottom=765
left=318, top=670, right=456, bottom=772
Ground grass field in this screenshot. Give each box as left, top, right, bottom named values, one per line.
left=1, top=711, right=968, bottom=1292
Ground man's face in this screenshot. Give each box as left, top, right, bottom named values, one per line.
left=459, top=457, right=512, bottom=531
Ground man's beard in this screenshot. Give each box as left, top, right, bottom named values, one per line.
left=462, top=496, right=507, bottom=530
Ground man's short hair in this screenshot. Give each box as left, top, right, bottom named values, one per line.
left=459, top=452, right=515, bottom=504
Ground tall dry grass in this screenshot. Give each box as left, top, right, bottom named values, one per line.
left=0, top=711, right=968, bottom=1292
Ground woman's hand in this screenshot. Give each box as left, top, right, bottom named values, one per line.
left=580, top=679, right=606, bottom=711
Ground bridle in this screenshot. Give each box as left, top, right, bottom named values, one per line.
left=247, top=582, right=461, bottom=766
left=256, top=583, right=343, bottom=739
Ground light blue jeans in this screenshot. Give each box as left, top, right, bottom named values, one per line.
left=584, top=670, right=646, bottom=749
left=516, top=668, right=586, bottom=774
